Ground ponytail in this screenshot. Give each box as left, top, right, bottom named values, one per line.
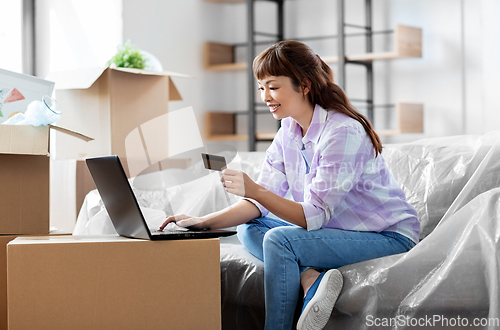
left=315, top=56, right=382, bottom=156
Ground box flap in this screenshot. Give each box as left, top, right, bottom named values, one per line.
left=48, top=124, right=94, bottom=142
left=0, top=125, right=49, bottom=155
left=0, top=124, right=92, bottom=155
left=46, top=67, right=191, bottom=91
left=112, top=67, right=192, bottom=79
left=45, top=67, right=108, bottom=90
left=111, top=68, right=187, bottom=101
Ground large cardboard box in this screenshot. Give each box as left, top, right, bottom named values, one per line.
left=7, top=235, right=221, bottom=330
left=45, top=67, right=189, bottom=177
left=0, top=125, right=92, bottom=234
left=0, top=232, right=70, bottom=330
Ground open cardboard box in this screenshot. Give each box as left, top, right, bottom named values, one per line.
left=0, top=124, right=92, bottom=235
left=45, top=67, right=190, bottom=177
left=7, top=235, right=221, bottom=330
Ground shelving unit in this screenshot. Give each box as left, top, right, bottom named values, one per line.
left=204, top=25, right=421, bottom=71
left=205, top=102, right=423, bottom=141
left=203, top=0, right=424, bottom=150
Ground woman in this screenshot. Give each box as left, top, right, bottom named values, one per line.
left=160, top=40, right=419, bottom=330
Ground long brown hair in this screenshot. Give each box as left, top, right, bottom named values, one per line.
left=253, top=40, right=382, bottom=156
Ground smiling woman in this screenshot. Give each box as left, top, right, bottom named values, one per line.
left=159, top=40, right=419, bottom=330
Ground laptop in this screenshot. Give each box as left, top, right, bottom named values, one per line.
left=86, top=155, right=236, bottom=240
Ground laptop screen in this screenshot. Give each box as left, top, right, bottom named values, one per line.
left=86, top=155, right=151, bottom=240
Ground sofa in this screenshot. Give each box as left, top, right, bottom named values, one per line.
left=75, top=131, right=500, bottom=329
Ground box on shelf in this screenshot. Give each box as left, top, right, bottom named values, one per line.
left=45, top=67, right=190, bottom=177
left=0, top=124, right=92, bottom=235
left=7, top=235, right=221, bottom=330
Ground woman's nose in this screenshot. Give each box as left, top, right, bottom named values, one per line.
left=262, top=89, right=271, bottom=103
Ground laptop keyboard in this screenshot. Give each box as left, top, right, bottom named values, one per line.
left=150, top=229, right=190, bottom=235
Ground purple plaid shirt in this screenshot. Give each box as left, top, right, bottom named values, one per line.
left=247, top=104, right=420, bottom=243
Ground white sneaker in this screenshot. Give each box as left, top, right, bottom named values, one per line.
left=296, top=269, right=343, bottom=330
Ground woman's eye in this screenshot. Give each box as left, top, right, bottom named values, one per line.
left=270, top=87, right=278, bottom=90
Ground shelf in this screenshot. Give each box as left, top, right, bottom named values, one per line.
left=206, top=134, right=249, bottom=141
left=204, top=111, right=277, bottom=142
left=204, top=25, right=422, bottom=71
left=323, top=25, right=422, bottom=63
left=396, top=102, right=424, bottom=133
left=376, top=102, right=423, bottom=135
left=203, top=43, right=239, bottom=71
left=204, top=103, right=422, bottom=141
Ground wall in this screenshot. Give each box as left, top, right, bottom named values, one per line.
left=195, top=0, right=500, bottom=145
left=121, top=0, right=500, bottom=149
left=121, top=0, right=255, bottom=152
left=31, top=0, right=500, bottom=148
left=35, top=0, right=500, bottom=150
left=466, top=0, right=500, bottom=135
left=0, top=0, right=23, bottom=73
left=34, top=0, right=123, bottom=232
left=35, top=0, right=123, bottom=78
left=384, top=0, right=499, bottom=141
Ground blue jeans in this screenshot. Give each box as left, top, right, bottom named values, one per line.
left=237, top=217, right=416, bottom=330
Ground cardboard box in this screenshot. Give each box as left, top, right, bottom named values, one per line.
left=0, top=232, right=70, bottom=330
left=45, top=67, right=189, bottom=177
left=7, top=235, right=221, bottom=330
left=0, top=235, right=16, bottom=330
left=0, top=125, right=92, bottom=234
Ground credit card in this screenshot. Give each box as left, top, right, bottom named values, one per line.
left=201, top=153, right=227, bottom=171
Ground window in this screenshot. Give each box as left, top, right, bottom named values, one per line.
left=0, top=0, right=23, bottom=73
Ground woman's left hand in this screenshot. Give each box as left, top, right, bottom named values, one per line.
left=221, top=169, right=259, bottom=199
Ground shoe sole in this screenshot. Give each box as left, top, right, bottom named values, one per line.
left=296, top=269, right=343, bottom=330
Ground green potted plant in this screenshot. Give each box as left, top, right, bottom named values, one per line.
left=107, top=40, right=147, bottom=69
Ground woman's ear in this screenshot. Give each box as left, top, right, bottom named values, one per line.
left=302, top=79, right=312, bottom=96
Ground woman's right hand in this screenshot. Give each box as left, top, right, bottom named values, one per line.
left=158, top=214, right=206, bottom=231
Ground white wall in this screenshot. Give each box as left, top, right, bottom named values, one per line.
left=35, top=0, right=122, bottom=78
left=470, top=0, right=500, bottom=134
left=383, top=0, right=498, bottom=141
left=119, top=0, right=500, bottom=149
left=34, top=0, right=123, bottom=232
left=35, top=0, right=500, bottom=147
left=0, top=0, right=23, bottom=73
left=121, top=0, right=206, bottom=135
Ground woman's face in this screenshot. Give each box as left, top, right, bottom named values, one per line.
left=258, top=75, right=312, bottom=121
